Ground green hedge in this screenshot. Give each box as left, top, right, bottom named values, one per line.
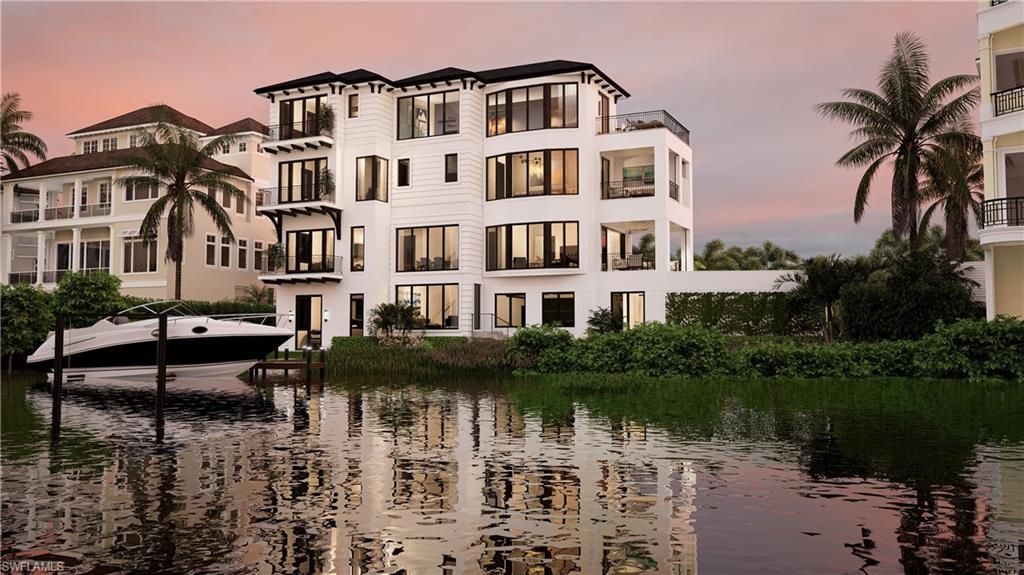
left=327, top=336, right=507, bottom=376
left=119, top=295, right=274, bottom=316
left=665, top=292, right=820, bottom=336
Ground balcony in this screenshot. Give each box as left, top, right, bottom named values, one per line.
left=44, top=206, right=73, bottom=220
left=262, top=121, right=333, bottom=154
left=601, top=179, right=655, bottom=199
left=41, top=269, right=70, bottom=284
left=982, top=197, right=1024, bottom=228
left=9, top=209, right=39, bottom=223
left=79, top=203, right=112, bottom=218
left=993, top=86, right=1023, bottom=117
left=8, top=271, right=36, bottom=284
left=256, top=183, right=341, bottom=237
left=257, top=185, right=335, bottom=207
left=601, top=221, right=656, bottom=271
left=597, top=111, right=690, bottom=145
left=259, top=255, right=344, bottom=285
left=600, top=251, right=654, bottom=271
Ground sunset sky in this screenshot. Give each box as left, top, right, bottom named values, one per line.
left=1, top=2, right=979, bottom=256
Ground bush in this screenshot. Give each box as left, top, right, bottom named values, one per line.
left=52, top=272, right=123, bottom=327
left=427, top=339, right=508, bottom=370
left=369, top=302, right=418, bottom=339
left=666, top=292, right=820, bottom=336
left=586, top=307, right=623, bottom=335
left=327, top=336, right=510, bottom=374
left=915, top=317, right=1024, bottom=381
left=0, top=283, right=53, bottom=370
left=507, top=324, right=575, bottom=369
left=119, top=295, right=274, bottom=316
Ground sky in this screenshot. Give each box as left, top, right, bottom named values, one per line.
left=1, top=1, right=980, bottom=256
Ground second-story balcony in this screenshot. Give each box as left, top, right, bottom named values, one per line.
left=597, top=110, right=690, bottom=145
left=993, top=86, right=1023, bottom=117
left=44, top=206, right=74, bottom=220
left=263, top=121, right=333, bottom=154
left=9, top=208, right=39, bottom=223
left=79, top=203, right=112, bottom=218
left=601, top=179, right=655, bottom=199
left=258, top=254, right=344, bottom=285
left=982, top=197, right=1024, bottom=229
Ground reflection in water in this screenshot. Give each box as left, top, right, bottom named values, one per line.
left=1, top=373, right=1022, bottom=575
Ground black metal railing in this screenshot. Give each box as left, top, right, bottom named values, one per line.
left=261, top=255, right=344, bottom=275
left=991, top=0, right=1010, bottom=6
left=9, top=209, right=39, bottom=223
left=44, top=206, right=73, bottom=220
left=596, top=110, right=690, bottom=144
left=993, top=86, right=1024, bottom=116
left=8, top=271, right=36, bottom=284
left=669, top=181, right=680, bottom=201
left=601, top=252, right=655, bottom=271
left=982, top=197, right=1024, bottom=228
left=257, top=185, right=335, bottom=206
left=601, top=179, right=656, bottom=199
left=79, top=203, right=112, bottom=217
left=268, top=121, right=330, bottom=141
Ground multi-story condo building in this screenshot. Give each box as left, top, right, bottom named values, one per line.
left=978, top=0, right=1024, bottom=319
left=0, top=105, right=277, bottom=301
left=254, top=60, right=694, bottom=345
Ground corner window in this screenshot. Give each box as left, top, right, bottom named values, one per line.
left=356, top=156, right=388, bottom=202
left=348, top=93, right=359, bottom=118
left=351, top=226, right=365, bottom=271
left=397, top=225, right=459, bottom=271
left=397, top=90, right=459, bottom=140
left=445, top=154, right=458, bottom=183
left=487, top=83, right=577, bottom=136
left=396, top=284, right=459, bottom=329
left=495, top=293, right=526, bottom=328
left=486, top=221, right=578, bottom=271
left=487, top=149, right=578, bottom=200
left=397, top=158, right=411, bottom=187
left=542, top=292, right=575, bottom=327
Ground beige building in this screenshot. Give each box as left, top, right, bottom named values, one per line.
left=0, top=105, right=277, bottom=301
left=978, top=0, right=1024, bottom=319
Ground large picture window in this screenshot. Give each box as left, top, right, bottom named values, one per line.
left=486, top=221, right=578, bottom=271
left=542, top=292, right=575, bottom=327
left=397, top=225, right=459, bottom=271
left=397, top=90, right=460, bottom=140
left=396, top=284, right=459, bottom=329
left=123, top=236, right=157, bottom=274
left=611, top=292, right=645, bottom=329
left=286, top=228, right=336, bottom=272
left=278, top=95, right=326, bottom=138
left=351, top=226, right=365, bottom=271
left=356, top=156, right=388, bottom=202
left=487, top=149, right=578, bottom=200
left=495, top=293, right=526, bottom=328
left=487, top=83, right=578, bottom=136
left=278, top=158, right=329, bottom=203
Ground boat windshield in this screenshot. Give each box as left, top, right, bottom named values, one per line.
left=108, top=300, right=200, bottom=324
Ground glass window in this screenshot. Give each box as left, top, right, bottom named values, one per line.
left=278, top=158, right=328, bottom=203
left=528, top=86, right=545, bottom=131
left=235, top=189, right=245, bottom=214
left=486, top=221, right=579, bottom=271
left=487, top=155, right=507, bottom=201
left=123, top=237, right=157, bottom=274
left=238, top=142, right=247, bottom=153
left=445, top=154, right=458, bottom=183
left=80, top=240, right=110, bottom=270
left=348, top=93, right=359, bottom=118
left=356, top=156, right=388, bottom=202
left=254, top=241, right=265, bottom=272
left=542, top=292, right=574, bottom=327
left=486, top=149, right=578, bottom=200
left=237, top=239, right=248, bottom=270
left=397, top=90, right=459, bottom=140
left=351, top=227, right=364, bottom=271
left=398, top=98, right=413, bottom=140
left=396, top=284, right=459, bottom=329
left=350, top=294, right=364, bottom=336
left=612, top=292, right=645, bottom=329
left=495, top=293, right=526, bottom=328
left=485, top=83, right=578, bottom=136
left=511, top=88, right=528, bottom=132
left=125, top=181, right=158, bottom=201
left=550, top=84, right=564, bottom=128
left=397, top=158, right=411, bottom=187
left=512, top=153, right=527, bottom=197
left=397, top=225, right=459, bottom=272
left=278, top=95, right=324, bottom=137
left=220, top=236, right=231, bottom=268
left=286, top=229, right=336, bottom=272
left=206, top=234, right=216, bottom=266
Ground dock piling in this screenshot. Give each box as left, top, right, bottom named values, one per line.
left=155, top=313, right=167, bottom=441
left=51, top=313, right=64, bottom=442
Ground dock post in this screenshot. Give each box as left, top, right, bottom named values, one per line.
left=305, top=348, right=312, bottom=385
left=51, top=313, right=65, bottom=442
left=274, top=348, right=279, bottom=360
left=155, top=313, right=167, bottom=441
left=319, top=348, right=326, bottom=383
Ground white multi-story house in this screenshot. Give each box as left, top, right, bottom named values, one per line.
left=0, top=105, right=277, bottom=301
left=254, top=61, right=694, bottom=345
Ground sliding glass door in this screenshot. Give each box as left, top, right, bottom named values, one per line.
left=295, top=295, right=323, bottom=349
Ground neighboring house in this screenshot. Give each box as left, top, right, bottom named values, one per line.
left=978, top=0, right=1024, bottom=319
left=0, top=105, right=277, bottom=302
left=253, top=60, right=696, bottom=346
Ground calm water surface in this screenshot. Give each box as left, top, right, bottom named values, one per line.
left=1, top=373, right=1022, bottom=575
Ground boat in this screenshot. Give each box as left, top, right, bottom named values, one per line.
left=27, top=301, right=293, bottom=380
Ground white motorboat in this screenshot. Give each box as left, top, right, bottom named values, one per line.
left=27, top=301, right=293, bottom=380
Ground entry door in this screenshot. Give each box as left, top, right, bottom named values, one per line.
left=295, top=295, right=323, bottom=348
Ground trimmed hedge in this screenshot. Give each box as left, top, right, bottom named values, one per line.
left=666, top=292, right=820, bottom=336
left=327, top=336, right=507, bottom=376
left=119, top=295, right=274, bottom=316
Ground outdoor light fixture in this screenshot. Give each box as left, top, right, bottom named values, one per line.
left=287, top=310, right=294, bottom=323
left=323, top=310, right=330, bottom=322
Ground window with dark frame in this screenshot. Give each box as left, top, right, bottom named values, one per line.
left=285, top=228, right=336, bottom=273
left=397, top=159, right=411, bottom=187
left=206, top=234, right=216, bottom=266
left=486, top=221, right=579, bottom=271
left=541, top=292, right=575, bottom=327
left=397, top=90, right=460, bottom=140
left=487, top=149, right=578, bottom=200
left=278, top=95, right=325, bottom=138
left=350, top=294, right=365, bottom=336
left=495, top=293, right=526, bottom=328
left=486, top=83, right=578, bottom=137
left=237, top=239, right=248, bottom=271
left=278, top=158, right=329, bottom=203
left=123, top=236, right=157, bottom=274
left=351, top=226, right=365, bottom=271
left=611, top=292, right=645, bottom=329
left=396, top=284, right=459, bottom=329
left=445, top=154, right=458, bottom=183
left=396, top=225, right=459, bottom=272
left=254, top=241, right=265, bottom=271
left=220, top=236, right=231, bottom=268
left=356, top=156, right=388, bottom=202
left=348, top=93, right=359, bottom=118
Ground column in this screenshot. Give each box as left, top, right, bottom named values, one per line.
left=35, top=231, right=45, bottom=284
left=979, top=34, right=993, bottom=121
left=73, top=177, right=83, bottom=218
left=108, top=225, right=115, bottom=273
left=985, top=246, right=996, bottom=321
left=71, top=227, right=81, bottom=271
left=2, top=183, right=14, bottom=223
left=982, top=137, right=997, bottom=202
left=38, top=182, right=48, bottom=221
left=0, top=234, right=10, bottom=282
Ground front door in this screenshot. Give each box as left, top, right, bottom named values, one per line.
left=295, top=295, right=323, bottom=348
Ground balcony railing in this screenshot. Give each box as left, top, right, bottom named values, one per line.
left=982, top=197, right=1024, bottom=228
left=268, top=122, right=330, bottom=141
left=9, top=209, right=39, bottom=223
left=601, top=252, right=655, bottom=271
left=993, top=86, right=1024, bottom=117
left=991, top=0, right=1010, bottom=5
left=261, top=255, right=344, bottom=275
left=601, top=179, right=656, bottom=199
left=597, top=110, right=690, bottom=144
left=44, top=206, right=73, bottom=220
left=79, top=203, right=112, bottom=218
left=669, top=181, right=680, bottom=201
left=41, top=269, right=71, bottom=284
left=257, top=185, right=335, bottom=206
left=8, top=272, right=36, bottom=284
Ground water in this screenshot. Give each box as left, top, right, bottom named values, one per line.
left=1, top=373, right=1022, bottom=575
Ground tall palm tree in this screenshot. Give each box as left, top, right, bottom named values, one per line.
left=758, top=241, right=801, bottom=270
left=817, top=32, right=980, bottom=250
left=1, top=93, right=47, bottom=173
left=115, top=121, right=246, bottom=299
left=920, top=136, right=984, bottom=261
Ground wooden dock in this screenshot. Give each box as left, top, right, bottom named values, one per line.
left=249, top=348, right=326, bottom=383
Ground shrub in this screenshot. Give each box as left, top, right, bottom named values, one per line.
left=427, top=339, right=508, bottom=371
left=369, top=302, right=418, bottom=339
left=666, top=292, right=820, bottom=336
left=327, top=336, right=510, bottom=374
left=586, top=306, right=623, bottom=335
left=52, top=272, right=123, bottom=327
left=0, top=283, right=53, bottom=371
left=915, top=317, right=1024, bottom=381
left=507, top=324, right=575, bottom=369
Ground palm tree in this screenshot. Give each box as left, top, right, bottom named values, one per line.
left=1, top=93, right=47, bottom=173
left=758, top=241, right=801, bottom=270
left=115, top=121, right=246, bottom=299
left=817, top=32, right=980, bottom=250
left=920, top=136, right=984, bottom=261
left=776, top=255, right=870, bottom=342
left=237, top=285, right=274, bottom=306
left=695, top=239, right=743, bottom=270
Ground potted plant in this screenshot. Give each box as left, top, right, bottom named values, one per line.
left=318, top=168, right=335, bottom=200
left=316, top=105, right=335, bottom=136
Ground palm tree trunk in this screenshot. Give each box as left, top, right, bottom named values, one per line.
left=173, top=234, right=183, bottom=300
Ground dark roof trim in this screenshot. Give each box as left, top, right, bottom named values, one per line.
left=4, top=147, right=252, bottom=182
left=253, top=72, right=340, bottom=95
